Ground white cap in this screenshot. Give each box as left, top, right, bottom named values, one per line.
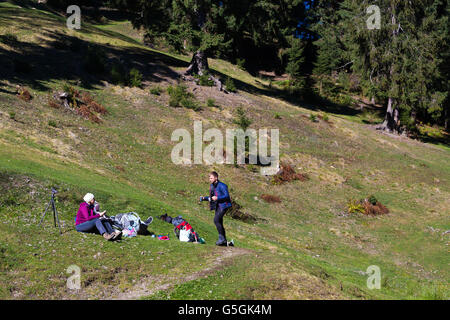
left=83, top=193, right=94, bottom=203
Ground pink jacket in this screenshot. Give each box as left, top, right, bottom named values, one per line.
left=75, top=202, right=100, bottom=225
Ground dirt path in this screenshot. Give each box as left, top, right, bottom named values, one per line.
left=112, top=247, right=252, bottom=300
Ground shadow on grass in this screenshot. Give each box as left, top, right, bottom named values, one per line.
left=0, top=5, right=355, bottom=116
left=0, top=29, right=185, bottom=92
left=411, top=131, right=450, bottom=147
left=2, top=0, right=38, bottom=9
left=208, top=68, right=361, bottom=117
left=1, top=6, right=447, bottom=147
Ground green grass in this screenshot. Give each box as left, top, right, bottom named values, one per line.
left=0, top=5, right=449, bottom=300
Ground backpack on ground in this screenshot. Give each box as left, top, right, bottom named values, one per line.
left=109, top=212, right=142, bottom=237
left=174, top=220, right=202, bottom=243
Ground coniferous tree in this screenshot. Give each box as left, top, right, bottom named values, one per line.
left=109, top=0, right=306, bottom=79
left=312, top=0, right=448, bottom=133
left=285, top=37, right=306, bottom=87
left=311, top=0, right=347, bottom=76
left=439, top=1, right=450, bottom=132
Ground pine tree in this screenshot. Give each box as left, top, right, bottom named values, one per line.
left=312, top=0, right=448, bottom=133
left=285, top=37, right=306, bottom=88
left=311, top=0, right=347, bottom=76
left=109, top=0, right=307, bottom=80
left=439, top=1, right=450, bottom=132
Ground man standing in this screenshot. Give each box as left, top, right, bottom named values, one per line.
left=201, top=171, right=232, bottom=246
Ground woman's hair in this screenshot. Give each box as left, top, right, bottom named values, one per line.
left=83, top=193, right=94, bottom=203
left=209, top=171, right=218, bottom=179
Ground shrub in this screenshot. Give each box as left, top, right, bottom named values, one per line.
left=48, top=120, right=57, bottom=128
left=62, top=84, right=80, bottom=108
left=196, top=73, right=214, bottom=87
left=347, top=197, right=389, bottom=215
left=309, top=113, right=318, bottom=122
left=128, top=68, right=143, bottom=88
left=206, top=98, right=216, bottom=107
left=77, top=105, right=101, bottom=123
left=347, top=199, right=365, bottom=214
left=181, top=97, right=200, bottom=111
left=231, top=107, right=252, bottom=164
left=17, top=87, right=32, bottom=102
left=233, top=107, right=252, bottom=131
left=368, top=195, right=378, bottom=205
left=83, top=45, right=107, bottom=74
left=9, top=112, right=15, bottom=120
left=362, top=200, right=389, bottom=215
left=167, top=84, right=186, bottom=107
left=99, top=16, right=108, bottom=24
left=272, top=162, right=308, bottom=185
left=110, top=64, right=127, bottom=85
left=62, top=82, right=72, bottom=94
left=225, top=77, right=237, bottom=93
left=167, top=84, right=198, bottom=110
left=337, top=94, right=354, bottom=106
left=49, top=87, right=106, bottom=123
left=274, top=113, right=281, bottom=119
left=48, top=96, right=61, bottom=109
left=80, top=92, right=107, bottom=115
left=236, top=58, right=246, bottom=70
left=149, top=86, right=162, bottom=95
left=322, top=113, right=329, bottom=122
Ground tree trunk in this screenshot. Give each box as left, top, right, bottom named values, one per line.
left=377, top=97, right=399, bottom=133
left=445, top=105, right=449, bottom=132
left=185, top=50, right=224, bottom=91
left=185, top=50, right=209, bottom=76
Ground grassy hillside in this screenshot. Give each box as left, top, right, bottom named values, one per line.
left=0, top=2, right=449, bottom=300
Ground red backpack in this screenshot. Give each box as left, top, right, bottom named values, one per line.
left=174, top=221, right=199, bottom=242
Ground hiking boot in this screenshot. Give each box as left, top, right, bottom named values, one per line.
left=215, top=239, right=227, bottom=246
left=144, top=216, right=153, bottom=225
left=158, top=213, right=168, bottom=221
left=103, top=233, right=114, bottom=241
left=216, top=234, right=227, bottom=246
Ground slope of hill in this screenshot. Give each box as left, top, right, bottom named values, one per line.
left=0, top=3, right=449, bottom=300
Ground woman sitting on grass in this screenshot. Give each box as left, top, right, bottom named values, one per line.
left=75, top=193, right=121, bottom=241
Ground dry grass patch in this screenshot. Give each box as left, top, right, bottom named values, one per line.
left=272, top=162, right=308, bottom=184
left=347, top=195, right=389, bottom=216
left=16, top=86, right=32, bottom=102
left=260, top=194, right=281, bottom=203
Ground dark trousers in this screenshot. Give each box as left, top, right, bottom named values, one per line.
left=214, top=206, right=229, bottom=241
left=76, top=218, right=114, bottom=235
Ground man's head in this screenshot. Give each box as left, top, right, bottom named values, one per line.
left=209, top=171, right=219, bottom=184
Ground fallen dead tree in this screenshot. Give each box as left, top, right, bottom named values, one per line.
left=48, top=86, right=107, bottom=123
left=226, top=200, right=261, bottom=223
